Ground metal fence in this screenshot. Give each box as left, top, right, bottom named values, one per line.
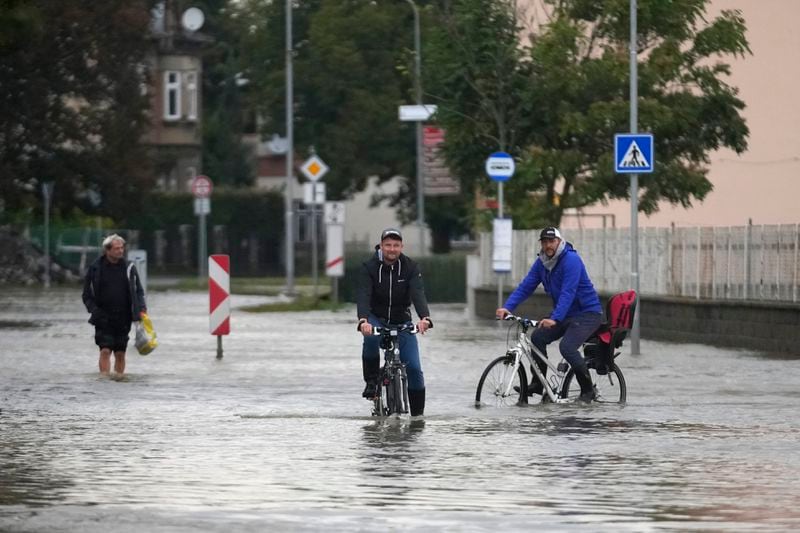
left=478, top=223, right=800, bottom=303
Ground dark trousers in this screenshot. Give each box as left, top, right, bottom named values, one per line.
left=531, top=312, right=603, bottom=368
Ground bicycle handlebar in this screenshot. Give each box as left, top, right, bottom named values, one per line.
left=371, top=323, right=419, bottom=336
left=496, top=314, right=539, bottom=329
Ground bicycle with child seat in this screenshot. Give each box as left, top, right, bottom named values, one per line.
left=369, top=323, right=418, bottom=417
left=475, top=314, right=627, bottom=407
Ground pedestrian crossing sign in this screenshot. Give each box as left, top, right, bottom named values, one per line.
left=615, top=134, right=654, bottom=173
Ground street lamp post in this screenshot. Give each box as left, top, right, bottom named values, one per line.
left=629, top=0, right=641, bottom=354
left=405, top=0, right=425, bottom=255
left=284, top=0, right=295, bottom=294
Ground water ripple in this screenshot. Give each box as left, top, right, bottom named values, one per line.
left=1, top=290, right=799, bottom=531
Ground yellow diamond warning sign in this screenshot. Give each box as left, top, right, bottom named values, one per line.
left=300, top=155, right=329, bottom=182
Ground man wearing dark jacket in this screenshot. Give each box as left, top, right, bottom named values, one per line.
left=82, top=234, right=146, bottom=377
left=496, top=227, right=603, bottom=402
left=356, top=228, right=432, bottom=416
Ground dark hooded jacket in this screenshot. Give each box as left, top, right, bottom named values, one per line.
left=82, top=255, right=146, bottom=325
left=356, top=247, right=430, bottom=325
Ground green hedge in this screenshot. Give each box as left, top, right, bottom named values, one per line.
left=340, top=253, right=466, bottom=304
left=124, top=190, right=285, bottom=275
left=126, top=190, right=283, bottom=240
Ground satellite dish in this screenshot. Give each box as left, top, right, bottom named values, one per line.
left=181, top=7, right=205, bottom=32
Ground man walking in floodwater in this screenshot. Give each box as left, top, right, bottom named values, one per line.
left=82, top=234, right=146, bottom=378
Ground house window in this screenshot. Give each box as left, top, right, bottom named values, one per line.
left=185, top=71, right=198, bottom=121
left=164, top=71, right=181, bottom=120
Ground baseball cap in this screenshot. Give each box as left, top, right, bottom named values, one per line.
left=539, top=227, right=562, bottom=241
left=380, top=228, right=403, bottom=241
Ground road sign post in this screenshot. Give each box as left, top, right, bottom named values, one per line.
left=615, top=132, right=653, bottom=349
left=301, top=155, right=329, bottom=300
left=324, top=202, right=345, bottom=305
left=192, top=174, right=213, bottom=280
left=399, top=104, right=438, bottom=256
left=486, top=152, right=515, bottom=308
left=41, top=182, right=54, bottom=289
left=209, top=254, right=230, bottom=360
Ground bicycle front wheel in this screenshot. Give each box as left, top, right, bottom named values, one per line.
left=389, top=374, right=406, bottom=415
left=382, top=379, right=396, bottom=415
left=475, top=355, right=529, bottom=408
left=561, top=363, right=626, bottom=404
left=372, top=390, right=387, bottom=417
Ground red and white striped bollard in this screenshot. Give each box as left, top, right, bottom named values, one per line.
left=209, top=254, right=230, bottom=359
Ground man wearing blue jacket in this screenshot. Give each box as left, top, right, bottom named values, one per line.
left=496, top=227, right=603, bottom=402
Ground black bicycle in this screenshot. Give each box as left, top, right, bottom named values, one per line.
left=370, top=323, right=418, bottom=417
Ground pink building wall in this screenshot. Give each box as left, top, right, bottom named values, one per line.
left=554, top=0, right=800, bottom=229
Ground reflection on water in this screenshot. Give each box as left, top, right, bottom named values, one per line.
left=1, top=287, right=799, bottom=531
left=360, top=418, right=427, bottom=468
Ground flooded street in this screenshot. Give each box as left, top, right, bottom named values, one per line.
left=1, top=286, right=799, bottom=531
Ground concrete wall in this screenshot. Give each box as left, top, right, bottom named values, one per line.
left=471, top=287, right=800, bottom=356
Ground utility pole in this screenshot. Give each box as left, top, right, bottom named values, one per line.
left=284, top=0, right=296, bottom=294
left=405, top=0, right=425, bottom=255
left=629, top=0, right=641, bottom=355
left=42, top=182, right=54, bottom=289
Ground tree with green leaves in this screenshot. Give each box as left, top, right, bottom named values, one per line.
left=232, top=0, right=416, bottom=200
left=195, top=0, right=254, bottom=187
left=424, top=0, right=534, bottom=232
left=229, top=0, right=475, bottom=252
left=426, top=0, right=750, bottom=229
left=0, top=0, right=155, bottom=221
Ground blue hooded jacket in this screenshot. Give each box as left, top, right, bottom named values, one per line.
left=503, top=242, right=601, bottom=322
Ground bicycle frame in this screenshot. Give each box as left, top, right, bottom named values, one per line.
left=502, top=316, right=572, bottom=404
left=371, top=324, right=417, bottom=416
left=477, top=314, right=627, bottom=406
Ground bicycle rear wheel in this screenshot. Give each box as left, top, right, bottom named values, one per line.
left=560, top=363, right=626, bottom=404
left=475, top=355, right=529, bottom=408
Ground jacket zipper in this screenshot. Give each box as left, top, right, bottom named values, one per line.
left=387, top=263, right=393, bottom=322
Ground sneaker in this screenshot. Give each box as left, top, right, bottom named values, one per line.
left=362, top=381, right=378, bottom=399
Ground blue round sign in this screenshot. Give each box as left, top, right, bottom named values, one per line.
left=485, top=152, right=515, bottom=182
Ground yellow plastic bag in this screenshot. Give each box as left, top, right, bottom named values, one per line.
left=135, top=312, right=158, bottom=355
